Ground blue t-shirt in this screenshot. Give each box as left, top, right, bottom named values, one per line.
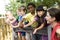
left=18, top=16, right=23, bottom=22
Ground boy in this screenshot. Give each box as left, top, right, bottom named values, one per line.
left=17, top=6, right=26, bottom=40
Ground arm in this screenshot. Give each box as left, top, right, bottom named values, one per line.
left=10, top=22, right=20, bottom=28
left=10, top=17, right=16, bottom=23
left=5, top=18, right=10, bottom=25
left=33, top=23, right=44, bottom=34
left=56, top=28, right=60, bottom=34
left=35, top=18, right=47, bottom=30
left=56, top=28, right=60, bottom=38
left=22, top=15, right=35, bottom=28
left=36, top=23, right=44, bottom=30
left=24, top=19, right=35, bottom=28
left=11, top=19, right=24, bottom=28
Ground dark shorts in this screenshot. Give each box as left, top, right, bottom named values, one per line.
left=20, top=31, right=26, bottom=36
left=13, top=28, right=26, bottom=36
left=19, top=31, right=26, bottom=36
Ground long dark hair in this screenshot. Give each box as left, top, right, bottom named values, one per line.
left=35, top=5, right=47, bottom=27
left=36, top=5, right=47, bottom=18
left=48, top=8, right=60, bottom=22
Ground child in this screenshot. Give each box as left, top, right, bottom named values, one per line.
left=45, top=8, right=60, bottom=40
left=17, top=6, right=26, bottom=40
left=5, top=11, right=19, bottom=28
left=23, top=3, right=37, bottom=40
left=5, top=11, right=20, bottom=40
left=23, top=5, right=48, bottom=40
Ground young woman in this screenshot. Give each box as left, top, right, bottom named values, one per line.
left=45, top=8, right=60, bottom=40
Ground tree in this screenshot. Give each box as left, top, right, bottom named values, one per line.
left=5, top=0, right=60, bottom=17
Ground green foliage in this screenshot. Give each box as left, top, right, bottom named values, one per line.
left=0, top=14, right=2, bottom=17
left=5, top=0, right=60, bottom=17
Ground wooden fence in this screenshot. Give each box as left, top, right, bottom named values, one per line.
left=0, top=18, right=13, bottom=40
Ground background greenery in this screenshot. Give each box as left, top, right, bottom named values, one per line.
left=5, top=0, right=60, bottom=17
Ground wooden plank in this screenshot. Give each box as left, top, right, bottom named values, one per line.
left=0, top=18, right=13, bottom=40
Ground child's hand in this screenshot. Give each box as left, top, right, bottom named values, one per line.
left=20, top=24, right=24, bottom=28
left=24, top=25, right=27, bottom=28
left=33, top=29, right=38, bottom=34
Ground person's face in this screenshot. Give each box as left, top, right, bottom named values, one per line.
left=17, top=10, right=22, bottom=16
left=6, top=12, right=13, bottom=18
left=20, top=7, right=26, bottom=15
left=37, top=11, right=44, bottom=17
left=17, top=9, right=25, bottom=16
left=21, top=10, right=25, bottom=15
left=28, top=5, right=35, bottom=13
left=45, top=12, right=55, bottom=24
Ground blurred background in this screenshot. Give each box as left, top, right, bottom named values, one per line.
left=0, top=0, right=60, bottom=40
left=0, top=0, right=60, bottom=17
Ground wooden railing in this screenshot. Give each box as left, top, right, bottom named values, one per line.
left=0, top=18, right=13, bottom=40
left=0, top=17, right=33, bottom=40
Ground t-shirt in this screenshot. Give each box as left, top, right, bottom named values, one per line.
left=9, top=17, right=19, bottom=26
left=35, top=16, right=47, bottom=27
left=52, top=22, right=60, bottom=40
left=18, top=16, right=23, bottom=22
left=23, top=13, right=38, bottom=28
left=12, top=20, right=19, bottom=26
left=34, top=16, right=48, bottom=35
left=14, top=15, right=25, bottom=32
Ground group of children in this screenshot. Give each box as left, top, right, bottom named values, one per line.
left=5, top=2, right=60, bottom=40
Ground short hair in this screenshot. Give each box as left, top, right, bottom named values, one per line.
left=48, top=8, right=60, bottom=22
left=18, top=6, right=26, bottom=12
left=27, top=2, right=36, bottom=8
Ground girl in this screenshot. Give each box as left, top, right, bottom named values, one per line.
left=45, top=8, right=60, bottom=40
left=5, top=11, right=20, bottom=40
left=5, top=11, right=19, bottom=28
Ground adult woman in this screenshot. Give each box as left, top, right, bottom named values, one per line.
left=45, top=8, right=60, bottom=40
